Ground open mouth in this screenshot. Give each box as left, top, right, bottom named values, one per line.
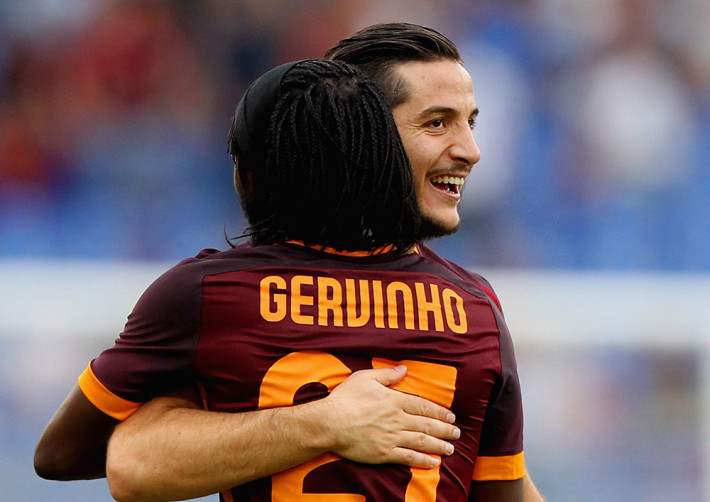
left=430, top=175, right=464, bottom=196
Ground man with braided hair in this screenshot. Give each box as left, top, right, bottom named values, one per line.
left=230, top=60, right=419, bottom=253
left=102, top=58, right=524, bottom=502
left=37, top=60, right=459, bottom=489
left=36, top=25, right=540, bottom=502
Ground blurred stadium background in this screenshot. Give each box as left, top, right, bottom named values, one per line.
left=1, top=0, right=709, bottom=500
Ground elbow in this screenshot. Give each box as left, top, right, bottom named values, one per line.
left=106, top=444, right=151, bottom=502
left=33, top=442, right=74, bottom=481
left=34, top=435, right=107, bottom=480
left=33, top=450, right=61, bottom=480
left=108, top=475, right=142, bottom=502
left=107, top=465, right=143, bottom=502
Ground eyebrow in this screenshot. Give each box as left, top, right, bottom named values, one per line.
left=417, top=106, right=480, bottom=119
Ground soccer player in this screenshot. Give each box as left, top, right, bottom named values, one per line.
left=36, top=24, right=544, bottom=501
left=101, top=57, right=523, bottom=501
left=329, top=26, right=544, bottom=499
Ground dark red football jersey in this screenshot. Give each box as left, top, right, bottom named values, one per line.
left=80, top=242, right=525, bottom=501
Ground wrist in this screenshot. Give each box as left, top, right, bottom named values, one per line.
left=287, top=397, right=338, bottom=454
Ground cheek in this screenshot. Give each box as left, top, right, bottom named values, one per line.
left=410, top=161, right=428, bottom=188
left=402, top=143, right=431, bottom=183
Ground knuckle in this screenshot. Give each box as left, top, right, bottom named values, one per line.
left=403, top=449, right=416, bottom=464
left=417, top=419, right=433, bottom=436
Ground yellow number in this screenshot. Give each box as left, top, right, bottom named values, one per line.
left=259, top=351, right=362, bottom=501
left=372, top=358, right=457, bottom=502
left=258, top=352, right=458, bottom=501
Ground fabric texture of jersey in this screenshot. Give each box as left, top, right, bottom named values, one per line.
left=81, top=242, right=525, bottom=501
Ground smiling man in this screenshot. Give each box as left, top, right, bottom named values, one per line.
left=392, top=59, right=480, bottom=238
left=326, top=23, right=544, bottom=501
left=325, top=24, right=481, bottom=241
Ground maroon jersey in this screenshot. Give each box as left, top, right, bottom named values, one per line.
left=80, top=242, right=525, bottom=501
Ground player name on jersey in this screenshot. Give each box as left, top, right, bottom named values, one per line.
left=259, top=274, right=468, bottom=333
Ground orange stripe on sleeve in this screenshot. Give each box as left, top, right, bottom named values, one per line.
left=472, top=451, right=526, bottom=481
left=78, top=364, right=141, bottom=421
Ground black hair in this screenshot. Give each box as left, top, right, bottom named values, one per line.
left=324, top=22, right=463, bottom=108
left=228, top=59, right=419, bottom=252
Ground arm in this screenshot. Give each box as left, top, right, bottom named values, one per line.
left=34, top=384, right=118, bottom=480
left=107, top=365, right=461, bottom=502
left=466, top=473, right=544, bottom=502
left=469, top=479, right=523, bottom=502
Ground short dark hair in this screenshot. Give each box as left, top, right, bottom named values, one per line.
left=324, top=23, right=463, bottom=107
left=228, top=59, right=420, bottom=252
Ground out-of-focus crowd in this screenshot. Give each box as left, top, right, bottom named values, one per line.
left=1, top=0, right=708, bottom=269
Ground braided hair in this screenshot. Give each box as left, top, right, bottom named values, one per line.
left=228, top=59, right=419, bottom=252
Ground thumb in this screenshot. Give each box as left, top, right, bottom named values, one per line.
left=369, top=365, right=407, bottom=387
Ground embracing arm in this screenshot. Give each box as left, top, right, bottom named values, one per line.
left=34, top=384, right=118, bottom=480
left=107, top=365, right=461, bottom=502
left=467, top=473, right=543, bottom=502
left=469, top=478, right=524, bottom=502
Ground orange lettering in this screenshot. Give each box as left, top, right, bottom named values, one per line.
left=318, top=277, right=343, bottom=327
left=291, top=275, right=314, bottom=325
left=415, top=283, right=444, bottom=332
left=443, top=289, right=467, bottom=334
left=345, top=278, right=370, bottom=327
left=371, top=280, right=385, bottom=328
left=260, top=276, right=287, bottom=322
left=386, top=281, right=415, bottom=330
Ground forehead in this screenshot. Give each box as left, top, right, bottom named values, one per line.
left=394, top=59, right=476, bottom=112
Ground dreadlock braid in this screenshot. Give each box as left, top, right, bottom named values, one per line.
left=245, top=59, right=419, bottom=252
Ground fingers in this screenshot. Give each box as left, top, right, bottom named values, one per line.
left=387, top=427, right=459, bottom=468
left=399, top=391, right=456, bottom=425
left=358, top=367, right=456, bottom=425
left=400, top=429, right=455, bottom=455
left=367, top=364, right=408, bottom=387
left=388, top=448, right=443, bottom=469
left=405, top=413, right=461, bottom=442
left=382, top=410, right=460, bottom=469
left=327, top=366, right=462, bottom=469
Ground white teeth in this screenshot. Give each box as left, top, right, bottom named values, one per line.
left=431, top=175, right=464, bottom=185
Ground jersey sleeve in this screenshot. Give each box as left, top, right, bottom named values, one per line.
left=472, top=308, right=526, bottom=482
left=79, top=260, right=204, bottom=420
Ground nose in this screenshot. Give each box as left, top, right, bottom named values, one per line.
left=450, top=126, right=481, bottom=168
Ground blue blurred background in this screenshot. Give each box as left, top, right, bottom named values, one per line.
left=1, top=0, right=709, bottom=500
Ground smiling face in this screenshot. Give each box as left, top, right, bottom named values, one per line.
left=391, top=59, right=480, bottom=239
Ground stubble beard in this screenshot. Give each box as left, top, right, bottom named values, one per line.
left=418, top=215, right=460, bottom=242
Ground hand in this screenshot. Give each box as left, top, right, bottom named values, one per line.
left=319, top=365, right=460, bottom=468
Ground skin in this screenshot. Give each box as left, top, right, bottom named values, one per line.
left=391, top=59, right=481, bottom=239
left=34, top=384, right=118, bottom=480
left=107, top=366, right=461, bottom=502
left=35, top=367, right=460, bottom=480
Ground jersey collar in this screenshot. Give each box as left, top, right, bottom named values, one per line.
left=287, top=240, right=419, bottom=257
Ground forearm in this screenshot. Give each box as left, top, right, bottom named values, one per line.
left=34, top=384, right=118, bottom=480
left=469, top=478, right=523, bottom=502
left=467, top=473, right=542, bottom=502
left=107, top=397, right=333, bottom=502
left=107, top=366, right=459, bottom=502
